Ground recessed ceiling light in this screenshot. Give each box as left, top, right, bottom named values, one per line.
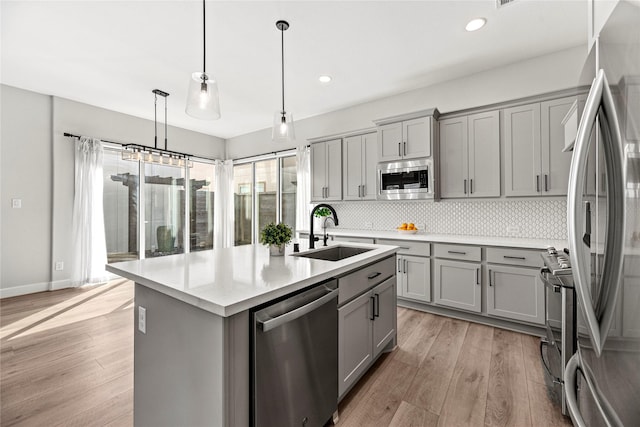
left=465, top=18, right=487, bottom=32
left=318, top=75, right=332, bottom=83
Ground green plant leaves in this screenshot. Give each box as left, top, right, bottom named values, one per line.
left=259, top=222, right=293, bottom=246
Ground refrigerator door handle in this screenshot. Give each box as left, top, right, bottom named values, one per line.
left=567, top=69, right=626, bottom=357
left=565, top=353, right=624, bottom=427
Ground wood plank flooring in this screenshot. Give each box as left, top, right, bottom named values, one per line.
left=1, top=280, right=571, bottom=427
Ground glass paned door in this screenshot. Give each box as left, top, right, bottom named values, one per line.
left=255, top=159, right=277, bottom=240
left=103, top=148, right=139, bottom=262
left=234, top=163, right=253, bottom=246
left=281, top=156, right=297, bottom=234
left=144, top=163, right=185, bottom=257
left=190, top=161, right=215, bottom=252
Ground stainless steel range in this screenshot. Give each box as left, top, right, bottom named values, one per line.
left=539, top=246, right=576, bottom=416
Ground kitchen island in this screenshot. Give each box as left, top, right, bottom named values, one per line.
left=106, top=241, right=398, bottom=427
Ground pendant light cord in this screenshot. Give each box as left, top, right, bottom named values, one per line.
left=154, top=92, right=158, bottom=149
left=164, top=94, right=168, bottom=150
left=281, top=25, right=285, bottom=114
left=202, top=0, right=206, bottom=74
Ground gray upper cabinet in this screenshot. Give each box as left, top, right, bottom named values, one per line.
left=504, top=103, right=542, bottom=196
left=311, top=139, right=342, bottom=202
left=343, top=132, right=378, bottom=200
left=440, top=111, right=500, bottom=198
left=504, top=96, right=581, bottom=197
left=378, top=116, right=432, bottom=162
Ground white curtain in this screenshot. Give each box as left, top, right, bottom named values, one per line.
left=214, top=159, right=235, bottom=248
left=71, top=136, right=108, bottom=286
left=296, top=145, right=311, bottom=233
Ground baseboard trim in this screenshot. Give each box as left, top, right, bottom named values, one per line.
left=50, top=279, right=73, bottom=291
left=0, top=281, right=52, bottom=299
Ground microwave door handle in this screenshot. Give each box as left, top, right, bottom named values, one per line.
left=567, top=69, right=625, bottom=357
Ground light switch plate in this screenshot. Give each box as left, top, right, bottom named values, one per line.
left=11, top=198, right=21, bottom=209
left=55, top=261, right=64, bottom=271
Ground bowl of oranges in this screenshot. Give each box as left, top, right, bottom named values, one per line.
left=397, top=223, right=418, bottom=234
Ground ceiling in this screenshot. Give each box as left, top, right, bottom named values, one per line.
left=1, top=1, right=587, bottom=139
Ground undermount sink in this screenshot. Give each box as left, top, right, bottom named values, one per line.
left=292, top=246, right=373, bottom=262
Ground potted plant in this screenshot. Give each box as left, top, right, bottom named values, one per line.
left=259, top=222, right=293, bottom=256
left=313, top=206, right=332, bottom=230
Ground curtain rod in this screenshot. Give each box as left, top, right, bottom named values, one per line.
left=232, top=145, right=309, bottom=164
left=63, top=132, right=219, bottom=162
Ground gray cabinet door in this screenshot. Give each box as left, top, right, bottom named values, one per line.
left=372, top=277, right=396, bottom=358
left=326, top=139, right=343, bottom=201
left=362, top=132, right=378, bottom=200
left=403, top=116, right=432, bottom=159
left=338, top=291, right=373, bottom=398
left=311, top=142, right=327, bottom=202
left=439, top=116, right=468, bottom=198
left=434, top=259, right=482, bottom=312
left=541, top=96, right=580, bottom=196
left=486, top=265, right=544, bottom=325
left=504, top=103, right=542, bottom=196
left=343, top=135, right=363, bottom=201
left=468, top=110, right=501, bottom=198
left=378, top=122, right=403, bottom=162
left=399, top=255, right=431, bottom=303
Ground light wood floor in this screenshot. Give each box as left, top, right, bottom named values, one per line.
left=1, top=280, right=571, bottom=427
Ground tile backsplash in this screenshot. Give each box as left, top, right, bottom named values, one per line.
left=330, top=199, right=567, bottom=240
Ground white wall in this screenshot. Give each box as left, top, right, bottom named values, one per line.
left=226, top=45, right=588, bottom=159
left=1, top=85, right=53, bottom=295
left=1, top=84, right=226, bottom=297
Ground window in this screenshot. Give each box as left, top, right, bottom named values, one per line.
left=233, top=154, right=297, bottom=246
left=103, top=146, right=215, bottom=260
left=103, top=148, right=139, bottom=262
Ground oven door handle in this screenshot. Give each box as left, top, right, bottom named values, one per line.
left=539, top=339, right=562, bottom=385
left=567, top=69, right=625, bottom=357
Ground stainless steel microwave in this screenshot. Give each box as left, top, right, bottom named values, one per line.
left=377, top=158, right=434, bottom=200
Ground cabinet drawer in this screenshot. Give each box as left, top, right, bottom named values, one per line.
left=376, top=239, right=430, bottom=257
left=338, top=256, right=395, bottom=306
left=486, top=247, right=544, bottom=268
left=433, top=244, right=481, bottom=261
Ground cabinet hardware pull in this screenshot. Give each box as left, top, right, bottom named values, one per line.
left=398, top=246, right=411, bottom=250
left=403, top=259, right=407, bottom=274
left=374, top=294, right=380, bottom=318
left=403, top=141, right=407, bottom=156
left=489, top=269, right=493, bottom=286
left=397, top=258, right=402, bottom=273
left=448, top=250, right=467, bottom=255
left=361, top=184, right=365, bottom=197
left=368, top=272, right=381, bottom=280
left=398, top=142, right=401, bottom=157
left=544, top=174, right=549, bottom=192
left=463, top=179, right=467, bottom=194
left=536, top=175, right=540, bottom=192
left=370, top=296, right=375, bottom=320
left=470, top=179, right=474, bottom=194
left=476, top=268, right=480, bottom=285
left=504, top=255, right=526, bottom=260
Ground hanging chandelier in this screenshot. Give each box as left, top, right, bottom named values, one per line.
left=185, top=0, right=221, bottom=120
left=272, top=20, right=295, bottom=142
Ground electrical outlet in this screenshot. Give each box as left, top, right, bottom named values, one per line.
left=507, top=225, right=521, bottom=234
left=138, top=306, right=146, bottom=334
left=55, top=261, right=64, bottom=271
left=417, top=223, right=425, bottom=231
left=11, top=198, right=22, bottom=209
left=363, top=222, right=373, bottom=229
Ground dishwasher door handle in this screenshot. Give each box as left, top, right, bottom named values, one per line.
left=258, top=289, right=338, bottom=332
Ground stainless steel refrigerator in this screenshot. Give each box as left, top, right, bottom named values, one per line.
left=564, top=1, right=640, bottom=426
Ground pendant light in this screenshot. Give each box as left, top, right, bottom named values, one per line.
left=186, top=0, right=221, bottom=120
left=272, top=20, right=295, bottom=142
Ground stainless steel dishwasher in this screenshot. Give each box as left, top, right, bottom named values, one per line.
left=251, top=279, right=338, bottom=427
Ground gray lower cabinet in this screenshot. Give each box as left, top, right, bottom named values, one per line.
left=433, top=259, right=482, bottom=313
left=486, top=265, right=545, bottom=325
left=397, top=255, right=431, bottom=302
left=338, top=275, right=396, bottom=398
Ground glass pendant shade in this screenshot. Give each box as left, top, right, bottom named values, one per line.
left=272, top=111, right=295, bottom=142
left=186, top=72, right=221, bottom=120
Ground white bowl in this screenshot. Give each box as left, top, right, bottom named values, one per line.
left=397, top=229, right=418, bottom=234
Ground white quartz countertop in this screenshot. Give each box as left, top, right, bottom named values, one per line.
left=105, top=241, right=398, bottom=317
left=301, top=228, right=568, bottom=250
